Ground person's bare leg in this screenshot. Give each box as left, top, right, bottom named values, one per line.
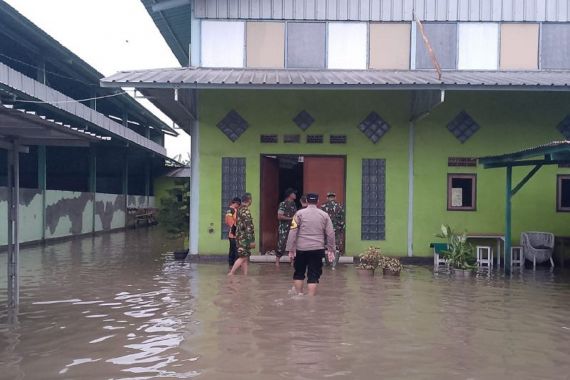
left=275, top=255, right=281, bottom=267
left=307, top=283, right=318, bottom=296
left=242, top=259, right=249, bottom=275
left=293, top=280, right=304, bottom=295
left=228, top=257, right=245, bottom=275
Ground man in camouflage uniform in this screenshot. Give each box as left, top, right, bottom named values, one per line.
left=228, top=193, right=255, bottom=276
left=320, top=191, right=345, bottom=266
left=276, top=188, right=297, bottom=267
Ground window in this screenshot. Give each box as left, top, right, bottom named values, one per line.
left=246, top=22, right=285, bottom=68
left=201, top=21, right=245, bottom=68
left=286, top=22, right=326, bottom=69
left=369, top=23, right=410, bottom=70
left=448, top=174, right=476, bottom=211
left=416, top=23, right=457, bottom=70
left=557, top=175, right=570, bottom=212
left=327, top=22, right=367, bottom=69
left=458, top=23, right=499, bottom=70
left=500, top=24, right=539, bottom=70
left=541, top=24, right=570, bottom=70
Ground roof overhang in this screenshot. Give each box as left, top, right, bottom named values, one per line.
left=0, top=104, right=108, bottom=147
left=479, top=141, right=570, bottom=168
left=101, top=67, right=570, bottom=92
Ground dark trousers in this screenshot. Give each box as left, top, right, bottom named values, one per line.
left=228, top=238, right=237, bottom=266
left=293, top=249, right=325, bottom=284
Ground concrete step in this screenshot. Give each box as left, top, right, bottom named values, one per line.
left=250, top=255, right=353, bottom=264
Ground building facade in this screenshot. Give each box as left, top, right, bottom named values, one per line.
left=0, top=2, right=179, bottom=247
left=103, top=0, right=570, bottom=256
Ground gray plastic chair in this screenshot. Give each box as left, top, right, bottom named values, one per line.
left=521, top=232, right=555, bottom=270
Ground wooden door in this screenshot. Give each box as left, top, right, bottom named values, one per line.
left=260, top=156, right=279, bottom=253
left=303, top=156, right=346, bottom=206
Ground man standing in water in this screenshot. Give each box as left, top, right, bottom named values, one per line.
left=225, top=197, right=241, bottom=267
left=228, top=193, right=255, bottom=276
left=276, top=188, right=297, bottom=267
left=320, top=191, right=345, bottom=266
left=286, top=193, right=335, bottom=296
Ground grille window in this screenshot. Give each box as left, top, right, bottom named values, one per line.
left=330, top=135, right=347, bottom=144
left=260, top=135, right=278, bottom=143
left=307, top=135, right=323, bottom=144
left=284, top=134, right=300, bottom=143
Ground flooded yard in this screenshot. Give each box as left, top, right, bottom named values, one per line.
left=1, top=229, right=570, bottom=380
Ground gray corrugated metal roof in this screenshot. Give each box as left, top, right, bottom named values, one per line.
left=194, top=0, right=570, bottom=22
left=165, top=166, right=191, bottom=178
left=141, top=0, right=192, bottom=66
left=479, top=140, right=570, bottom=165
left=102, top=67, right=570, bottom=91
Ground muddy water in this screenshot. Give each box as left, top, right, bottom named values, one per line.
left=1, top=229, right=570, bottom=380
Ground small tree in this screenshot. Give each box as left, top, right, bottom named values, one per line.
left=159, top=178, right=190, bottom=239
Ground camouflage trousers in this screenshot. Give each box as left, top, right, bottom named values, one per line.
left=325, top=229, right=345, bottom=267
left=276, top=223, right=290, bottom=257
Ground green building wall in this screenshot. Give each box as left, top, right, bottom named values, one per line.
left=197, top=89, right=570, bottom=257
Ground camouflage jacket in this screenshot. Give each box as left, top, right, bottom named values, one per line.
left=236, top=205, right=255, bottom=250
left=278, top=200, right=297, bottom=227
left=320, top=200, right=345, bottom=231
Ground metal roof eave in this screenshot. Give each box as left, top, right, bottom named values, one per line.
left=479, top=141, right=570, bottom=168
left=100, top=80, right=570, bottom=92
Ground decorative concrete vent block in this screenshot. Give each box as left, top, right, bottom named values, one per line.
left=358, top=112, right=390, bottom=144
left=557, top=115, right=570, bottom=139
left=260, top=134, right=278, bottom=143
left=447, top=111, right=480, bottom=143
left=217, top=110, right=249, bottom=142
left=293, top=110, right=315, bottom=131
left=330, top=135, right=347, bottom=144
left=284, top=134, right=300, bottom=143
left=307, top=135, right=323, bottom=144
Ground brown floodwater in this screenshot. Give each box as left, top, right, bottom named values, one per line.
left=1, top=229, right=570, bottom=380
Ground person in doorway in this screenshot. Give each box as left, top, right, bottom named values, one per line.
left=320, top=191, right=345, bottom=266
left=286, top=193, right=335, bottom=296
left=228, top=193, right=255, bottom=276
left=225, top=197, right=241, bottom=267
left=276, top=188, right=297, bottom=267
left=299, top=194, right=308, bottom=209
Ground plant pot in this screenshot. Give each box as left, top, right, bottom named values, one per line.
left=383, top=268, right=401, bottom=276
left=452, top=268, right=474, bottom=277
left=173, top=250, right=189, bottom=261
left=355, top=267, right=375, bottom=276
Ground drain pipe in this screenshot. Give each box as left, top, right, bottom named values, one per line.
left=407, top=121, right=415, bottom=257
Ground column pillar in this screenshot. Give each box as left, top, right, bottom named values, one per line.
left=38, top=145, right=46, bottom=241
left=189, top=118, right=200, bottom=255
left=89, top=146, right=96, bottom=233
left=7, top=141, right=20, bottom=308
left=505, top=166, right=513, bottom=275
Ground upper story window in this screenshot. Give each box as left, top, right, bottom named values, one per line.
left=286, top=22, right=326, bottom=69
left=327, top=22, right=367, bottom=70
left=541, top=24, right=570, bottom=70
left=458, top=23, right=499, bottom=70
left=201, top=21, right=245, bottom=68
left=246, top=22, right=285, bottom=68
left=500, top=24, right=539, bottom=70
left=369, top=23, right=410, bottom=70
left=415, top=23, right=457, bottom=70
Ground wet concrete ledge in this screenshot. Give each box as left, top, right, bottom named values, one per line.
left=183, top=254, right=432, bottom=266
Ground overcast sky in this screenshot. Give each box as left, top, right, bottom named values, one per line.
left=5, top=0, right=190, bottom=160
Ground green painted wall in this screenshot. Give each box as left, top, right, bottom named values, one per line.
left=198, top=90, right=411, bottom=255
left=197, top=89, right=570, bottom=257
left=413, top=91, right=570, bottom=255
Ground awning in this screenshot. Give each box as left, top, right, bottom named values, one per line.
left=102, top=67, right=570, bottom=91
left=478, top=140, right=570, bottom=275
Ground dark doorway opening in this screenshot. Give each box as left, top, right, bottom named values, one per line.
left=260, top=154, right=346, bottom=254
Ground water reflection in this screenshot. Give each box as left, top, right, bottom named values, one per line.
left=1, top=229, right=570, bottom=379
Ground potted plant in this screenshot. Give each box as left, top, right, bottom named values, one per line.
left=381, top=256, right=403, bottom=276
left=435, top=224, right=476, bottom=275
left=356, top=246, right=382, bottom=275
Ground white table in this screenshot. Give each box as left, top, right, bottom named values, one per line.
left=467, top=233, right=505, bottom=268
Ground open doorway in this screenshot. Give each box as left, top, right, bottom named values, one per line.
left=260, top=154, right=346, bottom=254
